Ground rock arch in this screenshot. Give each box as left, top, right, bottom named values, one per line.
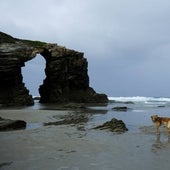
left=0, top=32, right=108, bottom=106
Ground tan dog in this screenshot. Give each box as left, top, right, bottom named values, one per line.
left=151, top=115, right=170, bottom=134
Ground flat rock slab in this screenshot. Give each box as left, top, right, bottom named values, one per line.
left=0, top=117, right=26, bottom=131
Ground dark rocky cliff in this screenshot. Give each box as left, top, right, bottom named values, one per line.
left=0, top=32, right=108, bottom=106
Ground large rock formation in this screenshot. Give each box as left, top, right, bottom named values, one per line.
left=0, top=32, right=108, bottom=106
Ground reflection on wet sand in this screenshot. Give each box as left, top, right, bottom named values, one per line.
left=151, top=134, right=170, bottom=153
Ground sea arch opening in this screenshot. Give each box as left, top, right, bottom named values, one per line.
left=22, top=54, right=46, bottom=98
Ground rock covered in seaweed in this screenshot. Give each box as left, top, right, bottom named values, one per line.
left=94, top=118, right=128, bottom=133
left=0, top=117, right=26, bottom=131
left=112, top=106, right=131, bottom=111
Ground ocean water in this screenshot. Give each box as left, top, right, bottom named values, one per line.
left=86, top=96, right=170, bottom=131
left=29, top=96, right=170, bottom=131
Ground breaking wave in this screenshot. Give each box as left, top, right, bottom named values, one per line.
left=108, top=96, right=170, bottom=105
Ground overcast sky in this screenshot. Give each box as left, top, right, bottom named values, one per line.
left=1, top=0, right=170, bottom=97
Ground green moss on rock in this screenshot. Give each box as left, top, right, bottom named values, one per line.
left=0, top=32, right=16, bottom=43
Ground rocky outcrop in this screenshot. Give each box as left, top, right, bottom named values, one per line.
left=44, top=111, right=89, bottom=126
left=94, top=118, right=128, bottom=133
left=0, top=117, right=26, bottom=131
left=0, top=32, right=108, bottom=106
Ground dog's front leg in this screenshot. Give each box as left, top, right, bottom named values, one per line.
left=156, top=126, right=160, bottom=135
left=167, top=122, right=170, bottom=135
left=155, top=122, right=161, bottom=135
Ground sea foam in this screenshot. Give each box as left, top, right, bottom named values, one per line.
left=108, top=96, right=170, bottom=104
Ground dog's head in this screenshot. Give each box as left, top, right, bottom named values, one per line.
left=151, top=115, right=158, bottom=122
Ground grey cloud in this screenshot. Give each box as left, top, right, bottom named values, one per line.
left=1, top=0, right=170, bottom=97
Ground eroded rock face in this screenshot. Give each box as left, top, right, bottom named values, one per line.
left=0, top=32, right=108, bottom=106
left=0, top=35, right=35, bottom=106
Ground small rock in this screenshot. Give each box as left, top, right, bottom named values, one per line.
left=112, top=106, right=130, bottom=111
left=0, top=117, right=26, bottom=131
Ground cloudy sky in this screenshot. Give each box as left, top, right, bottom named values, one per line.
left=1, top=0, right=170, bottom=97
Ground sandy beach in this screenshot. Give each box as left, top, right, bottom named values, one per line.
left=0, top=107, right=170, bottom=170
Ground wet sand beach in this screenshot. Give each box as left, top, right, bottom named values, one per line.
left=0, top=104, right=170, bottom=170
